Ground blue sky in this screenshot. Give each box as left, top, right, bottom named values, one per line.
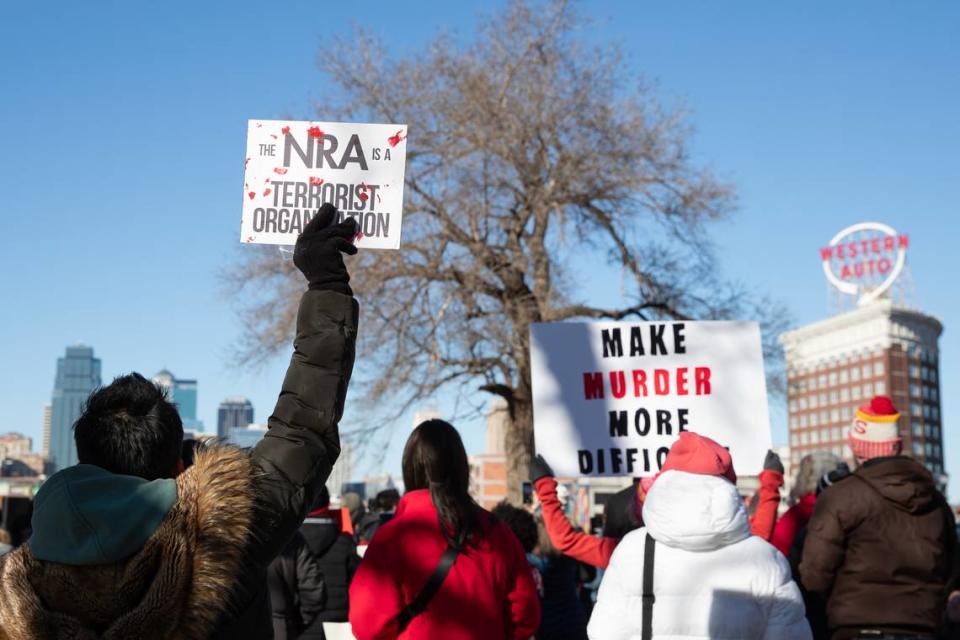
left=1, top=1, right=957, bottom=495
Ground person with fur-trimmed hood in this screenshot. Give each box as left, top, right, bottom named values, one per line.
left=800, top=395, right=957, bottom=640
left=0, top=204, right=359, bottom=639
left=588, top=431, right=811, bottom=640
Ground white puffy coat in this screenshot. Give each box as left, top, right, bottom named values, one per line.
left=587, top=470, right=811, bottom=640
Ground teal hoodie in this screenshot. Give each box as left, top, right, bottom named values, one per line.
left=30, top=464, right=177, bottom=566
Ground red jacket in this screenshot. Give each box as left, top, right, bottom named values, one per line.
left=771, top=491, right=816, bottom=557
left=534, top=476, right=619, bottom=569
left=348, top=490, right=540, bottom=640
left=749, top=469, right=784, bottom=540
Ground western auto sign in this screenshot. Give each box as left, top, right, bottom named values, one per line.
left=820, top=222, right=908, bottom=305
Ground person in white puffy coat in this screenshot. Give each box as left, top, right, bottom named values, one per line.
left=587, top=432, right=811, bottom=640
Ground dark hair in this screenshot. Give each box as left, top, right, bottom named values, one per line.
left=74, top=373, right=183, bottom=480
left=375, top=488, right=400, bottom=511
left=402, top=419, right=481, bottom=549
left=491, top=502, right=537, bottom=553
left=311, top=485, right=331, bottom=511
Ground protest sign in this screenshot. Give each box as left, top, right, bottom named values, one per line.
left=530, top=320, right=771, bottom=477
left=240, top=120, right=407, bottom=249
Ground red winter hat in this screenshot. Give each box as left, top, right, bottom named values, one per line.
left=659, top=431, right=737, bottom=484
left=849, top=395, right=902, bottom=460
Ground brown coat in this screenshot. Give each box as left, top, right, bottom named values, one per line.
left=0, top=445, right=255, bottom=640
left=800, top=456, right=957, bottom=636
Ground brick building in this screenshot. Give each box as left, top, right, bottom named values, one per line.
left=780, top=299, right=944, bottom=482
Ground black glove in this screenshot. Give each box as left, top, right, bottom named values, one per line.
left=763, top=450, right=784, bottom=474
left=293, top=203, right=358, bottom=295
left=529, top=454, right=555, bottom=483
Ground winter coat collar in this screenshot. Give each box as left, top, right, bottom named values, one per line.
left=0, top=445, right=256, bottom=640
left=30, top=464, right=177, bottom=566
left=642, top=470, right=751, bottom=552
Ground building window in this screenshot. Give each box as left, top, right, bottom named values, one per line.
left=801, top=432, right=809, bottom=445
left=810, top=395, right=818, bottom=409
left=926, top=443, right=933, bottom=457
left=839, top=370, right=848, bottom=384
left=913, top=423, right=923, bottom=436
left=933, top=408, right=939, bottom=421
left=852, top=386, right=861, bottom=400
left=820, top=410, right=829, bottom=424
left=821, top=428, right=830, bottom=442
left=790, top=416, right=798, bottom=429
left=791, top=433, right=799, bottom=446
left=820, top=393, right=827, bottom=407
left=911, top=384, right=921, bottom=398
left=922, top=387, right=930, bottom=401
left=819, top=374, right=828, bottom=388
left=811, top=430, right=820, bottom=444
left=933, top=426, right=940, bottom=440
left=808, top=377, right=816, bottom=391
left=843, top=444, right=853, bottom=459
left=841, top=406, right=851, bottom=420
left=851, top=367, right=861, bottom=382
left=909, top=365, right=920, bottom=378
left=840, top=388, right=849, bottom=402
left=830, top=391, right=838, bottom=405
left=799, top=397, right=807, bottom=410
left=923, top=405, right=931, bottom=419
left=829, top=372, right=837, bottom=386
left=863, top=383, right=873, bottom=397
left=912, top=403, right=923, bottom=417
left=930, top=369, right=937, bottom=383
left=874, top=362, right=885, bottom=376
left=832, top=427, right=842, bottom=440
left=810, top=413, right=819, bottom=427
left=830, top=409, right=839, bottom=422
left=874, top=380, right=885, bottom=394
left=862, top=365, right=872, bottom=379
left=932, top=388, right=938, bottom=402
left=912, top=441, right=923, bottom=456
left=800, top=414, right=808, bottom=427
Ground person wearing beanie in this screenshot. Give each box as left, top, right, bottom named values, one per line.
left=588, top=431, right=811, bottom=639
left=800, top=395, right=957, bottom=640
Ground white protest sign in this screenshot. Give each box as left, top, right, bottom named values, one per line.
left=530, top=320, right=771, bottom=477
left=241, top=119, right=407, bottom=249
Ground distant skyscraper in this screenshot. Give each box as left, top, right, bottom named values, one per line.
left=152, top=370, right=202, bottom=431
left=217, top=397, right=254, bottom=438
left=41, top=402, right=51, bottom=459
left=226, top=423, right=267, bottom=449
left=50, top=345, right=101, bottom=471
left=326, top=441, right=353, bottom=500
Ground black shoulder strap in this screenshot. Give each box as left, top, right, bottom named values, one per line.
left=641, top=532, right=656, bottom=640
left=397, top=544, right=459, bottom=632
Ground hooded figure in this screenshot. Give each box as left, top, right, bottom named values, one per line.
left=800, top=395, right=957, bottom=640
left=588, top=432, right=811, bottom=640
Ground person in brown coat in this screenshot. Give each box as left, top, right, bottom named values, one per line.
left=800, top=395, right=957, bottom=640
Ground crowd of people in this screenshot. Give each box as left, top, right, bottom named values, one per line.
left=0, top=203, right=956, bottom=639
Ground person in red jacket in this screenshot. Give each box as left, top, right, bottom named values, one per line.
left=770, top=451, right=845, bottom=557
left=530, top=450, right=784, bottom=569
left=349, top=419, right=540, bottom=640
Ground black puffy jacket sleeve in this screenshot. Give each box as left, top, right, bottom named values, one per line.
left=251, top=288, right=358, bottom=562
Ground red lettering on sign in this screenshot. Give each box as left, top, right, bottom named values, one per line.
left=583, top=373, right=604, bottom=400
left=695, top=367, right=712, bottom=395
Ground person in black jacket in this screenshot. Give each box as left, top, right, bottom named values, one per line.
left=269, top=530, right=327, bottom=639
left=298, top=486, right=361, bottom=638
left=0, top=204, right=359, bottom=639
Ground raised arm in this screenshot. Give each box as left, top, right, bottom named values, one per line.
left=250, top=203, right=360, bottom=562
left=531, top=455, right=619, bottom=569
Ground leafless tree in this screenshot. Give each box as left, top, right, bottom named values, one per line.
left=228, top=0, right=788, bottom=502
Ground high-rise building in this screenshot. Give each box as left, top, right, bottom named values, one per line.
left=217, top=397, right=254, bottom=438
left=781, top=300, right=943, bottom=475
left=152, top=370, right=202, bottom=431
left=469, top=399, right=509, bottom=509
left=41, top=403, right=51, bottom=459
left=780, top=223, right=945, bottom=484
left=49, top=345, right=101, bottom=471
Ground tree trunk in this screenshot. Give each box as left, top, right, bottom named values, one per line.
left=504, top=397, right=534, bottom=505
